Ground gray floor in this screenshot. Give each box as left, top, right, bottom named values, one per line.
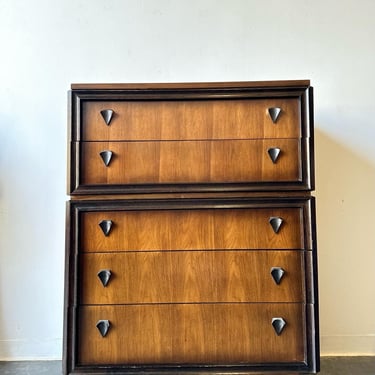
left=0, top=357, right=374, bottom=374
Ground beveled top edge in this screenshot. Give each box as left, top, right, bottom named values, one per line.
left=71, top=80, right=310, bottom=90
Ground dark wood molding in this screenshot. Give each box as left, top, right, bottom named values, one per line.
left=71, top=80, right=310, bottom=91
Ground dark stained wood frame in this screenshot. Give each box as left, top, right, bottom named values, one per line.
left=71, top=80, right=311, bottom=90
left=63, top=197, right=319, bottom=375
left=68, top=81, right=314, bottom=195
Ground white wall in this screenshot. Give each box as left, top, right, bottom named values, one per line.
left=0, top=0, right=374, bottom=360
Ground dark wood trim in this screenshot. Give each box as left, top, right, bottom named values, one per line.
left=68, top=196, right=314, bottom=212
left=310, top=197, right=320, bottom=372
left=70, top=89, right=308, bottom=109
left=308, top=87, right=316, bottom=191
left=68, top=142, right=80, bottom=195
left=306, top=303, right=320, bottom=373
left=71, top=80, right=310, bottom=90
left=73, top=90, right=306, bottom=101
left=65, top=363, right=315, bottom=374
left=63, top=201, right=74, bottom=375
left=70, top=181, right=313, bottom=196
left=63, top=202, right=70, bottom=375
left=69, top=191, right=312, bottom=202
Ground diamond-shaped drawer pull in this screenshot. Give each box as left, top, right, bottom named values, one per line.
left=268, top=107, right=281, bottom=123
left=100, top=109, right=114, bottom=125
left=96, top=320, right=110, bottom=337
left=272, top=317, right=286, bottom=336
left=267, top=147, right=281, bottom=164
left=99, top=150, right=113, bottom=166
left=269, top=217, right=283, bottom=234
left=99, top=220, right=113, bottom=236
left=270, top=267, right=285, bottom=285
left=97, top=269, right=112, bottom=287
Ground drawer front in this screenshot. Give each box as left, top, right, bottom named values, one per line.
left=80, top=208, right=305, bottom=252
left=79, top=139, right=301, bottom=186
left=77, top=303, right=305, bottom=365
left=81, top=98, right=301, bottom=141
left=80, top=251, right=305, bottom=304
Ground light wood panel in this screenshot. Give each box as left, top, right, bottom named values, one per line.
left=80, top=208, right=304, bottom=252
left=77, top=303, right=305, bottom=365
left=81, top=99, right=301, bottom=141
left=80, top=250, right=305, bottom=304
left=79, top=139, right=301, bottom=185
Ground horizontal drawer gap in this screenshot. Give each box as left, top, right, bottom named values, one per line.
left=78, top=137, right=305, bottom=143
left=81, top=248, right=308, bottom=254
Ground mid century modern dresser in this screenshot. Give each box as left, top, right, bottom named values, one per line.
left=64, top=80, right=319, bottom=374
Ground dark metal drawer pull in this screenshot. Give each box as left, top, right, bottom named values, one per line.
left=100, top=109, right=114, bottom=125
left=270, top=267, right=285, bottom=285
left=97, top=269, right=112, bottom=287
left=269, top=216, right=283, bottom=233
left=268, top=107, right=281, bottom=123
left=99, top=220, right=113, bottom=236
left=267, top=147, right=281, bottom=163
left=272, top=317, right=286, bottom=335
left=99, top=150, right=113, bottom=166
left=96, top=320, right=110, bottom=337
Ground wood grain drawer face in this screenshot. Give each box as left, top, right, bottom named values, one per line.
left=80, top=208, right=304, bottom=252
left=79, top=139, right=301, bottom=186
left=80, top=251, right=305, bottom=304
left=77, top=303, right=305, bottom=365
left=81, top=98, right=301, bottom=141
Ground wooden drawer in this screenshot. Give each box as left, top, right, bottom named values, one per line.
left=79, top=139, right=301, bottom=186
left=80, top=207, right=305, bottom=252
left=80, top=250, right=305, bottom=304
left=81, top=98, right=301, bottom=141
left=77, top=303, right=306, bottom=365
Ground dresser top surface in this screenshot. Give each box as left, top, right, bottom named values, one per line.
left=71, top=80, right=310, bottom=90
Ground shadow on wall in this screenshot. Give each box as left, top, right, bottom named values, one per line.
left=314, top=129, right=375, bottom=353
left=0, top=287, right=8, bottom=359
left=0, top=113, right=10, bottom=359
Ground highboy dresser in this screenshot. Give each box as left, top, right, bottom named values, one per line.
left=64, top=80, right=319, bottom=374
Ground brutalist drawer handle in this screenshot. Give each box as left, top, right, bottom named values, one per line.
left=269, top=216, right=283, bottom=234
left=268, top=107, right=281, bottom=123
left=267, top=147, right=281, bottom=164
left=99, top=220, right=113, bottom=236
left=97, top=269, right=112, bottom=287
left=272, top=317, right=286, bottom=336
left=96, top=320, right=110, bottom=337
left=99, top=150, right=113, bottom=167
left=270, top=267, right=285, bottom=285
left=100, top=109, right=114, bottom=125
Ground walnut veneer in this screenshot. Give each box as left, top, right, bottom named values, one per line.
left=64, top=80, right=319, bottom=374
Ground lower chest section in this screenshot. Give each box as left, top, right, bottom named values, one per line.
left=64, top=198, right=318, bottom=374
